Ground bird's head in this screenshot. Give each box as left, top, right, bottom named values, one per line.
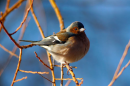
left=66, top=21, right=85, bottom=34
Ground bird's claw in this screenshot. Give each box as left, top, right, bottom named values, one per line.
left=67, top=66, right=73, bottom=75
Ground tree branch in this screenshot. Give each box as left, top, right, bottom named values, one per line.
left=19, top=69, right=49, bottom=74
left=10, top=0, right=33, bottom=35
left=11, top=48, right=22, bottom=86
left=49, top=0, right=64, bottom=30
left=14, top=76, right=27, bottom=83
left=108, top=40, right=130, bottom=86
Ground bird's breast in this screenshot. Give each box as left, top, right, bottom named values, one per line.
left=48, top=34, right=90, bottom=63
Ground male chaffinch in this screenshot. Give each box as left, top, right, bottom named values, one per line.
left=20, top=21, right=90, bottom=63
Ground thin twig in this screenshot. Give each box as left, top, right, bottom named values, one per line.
left=13, top=17, right=30, bottom=52
left=19, top=69, right=49, bottom=74
left=79, top=79, right=83, bottom=86
left=0, top=0, right=25, bottom=21
left=116, top=60, right=130, bottom=79
left=0, top=12, right=3, bottom=16
left=21, top=44, right=36, bottom=49
left=65, top=61, right=79, bottom=86
left=108, top=40, right=130, bottom=86
left=34, top=52, right=51, bottom=70
left=65, top=80, right=71, bottom=86
left=0, top=25, right=2, bottom=32
left=29, top=0, right=45, bottom=38
left=0, top=21, right=21, bottom=48
left=5, top=0, right=10, bottom=11
left=55, top=78, right=83, bottom=80
left=60, top=64, right=64, bottom=86
left=47, top=52, right=56, bottom=86
left=0, top=18, right=30, bottom=76
left=29, top=0, right=56, bottom=85
left=10, top=0, right=33, bottom=35
left=49, top=0, right=64, bottom=30
left=12, top=17, right=30, bottom=57
left=11, top=48, right=22, bottom=86
left=14, top=76, right=27, bottom=83
left=49, top=1, right=65, bottom=85
left=1, top=21, right=35, bottom=49
left=39, top=74, right=53, bottom=83
left=0, top=44, right=18, bottom=58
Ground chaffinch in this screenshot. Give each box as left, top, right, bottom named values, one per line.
left=20, top=21, right=90, bottom=63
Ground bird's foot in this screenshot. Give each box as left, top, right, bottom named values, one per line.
left=64, top=61, right=73, bottom=75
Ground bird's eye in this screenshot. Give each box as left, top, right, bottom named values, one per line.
left=75, top=28, right=78, bottom=30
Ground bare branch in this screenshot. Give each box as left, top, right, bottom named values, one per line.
left=55, top=78, right=83, bottom=80
left=0, top=18, right=30, bottom=76
left=39, top=74, right=53, bottom=83
left=108, top=40, right=130, bottom=86
left=34, top=52, right=51, bottom=70
left=49, top=0, right=64, bottom=30
left=14, top=76, right=27, bottom=83
left=0, top=0, right=25, bottom=21
left=46, top=52, right=56, bottom=86
left=79, top=79, right=83, bottom=86
left=61, top=64, right=64, bottom=86
left=29, top=0, right=45, bottom=38
left=10, top=0, right=33, bottom=35
left=19, top=69, right=49, bottom=74
left=65, top=61, right=79, bottom=86
left=11, top=48, right=22, bottom=86
left=65, top=80, right=71, bottom=86
left=0, top=21, right=21, bottom=48
left=5, top=0, right=10, bottom=11
left=116, top=60, right=130, bottom=79
left=0, top=44, right=18, bottom=58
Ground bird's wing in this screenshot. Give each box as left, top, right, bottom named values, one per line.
left=32, top=32, right=75, bottom=46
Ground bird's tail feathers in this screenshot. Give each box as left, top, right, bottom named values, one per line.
left=19, top=40, right=39, bottom=43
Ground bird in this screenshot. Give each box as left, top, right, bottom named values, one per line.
left=20, top=21, right=90, bottom=64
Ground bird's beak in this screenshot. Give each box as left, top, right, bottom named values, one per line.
left=79, top=28, right=85, bottom=32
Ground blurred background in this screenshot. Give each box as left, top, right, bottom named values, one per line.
left=0, top=0, right=130, bottom=86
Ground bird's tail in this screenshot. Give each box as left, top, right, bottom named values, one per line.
left=19, top=40, right=39, bottom=43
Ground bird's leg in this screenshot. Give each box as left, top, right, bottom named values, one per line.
left=64, top=61, right=73, bottom=75
left=54, top=64, right=77, bottom=69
